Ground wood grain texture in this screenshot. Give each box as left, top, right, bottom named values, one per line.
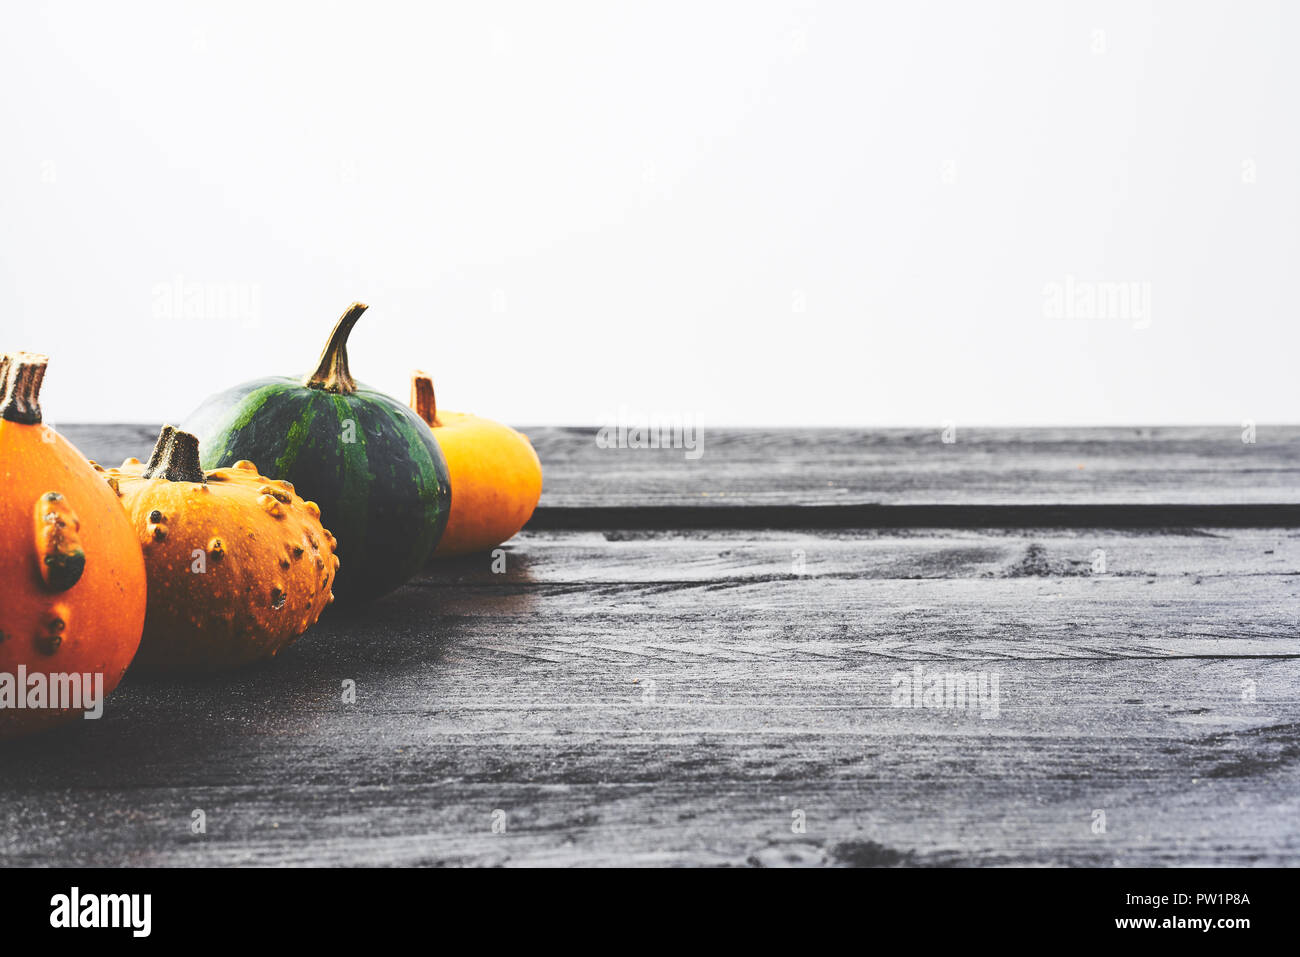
left=528, top=425, right=1300, bottom=507
left=2, top=527, right=1298, bottom=867
left=7, top=424, right=1299, bottom=867
left=62, top=424, right=1300, bottom=508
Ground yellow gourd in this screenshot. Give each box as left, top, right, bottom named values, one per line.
left=411, top=372, right=542, bottom=556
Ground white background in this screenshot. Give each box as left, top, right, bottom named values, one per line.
left=1, top=1, right=1296, bottom=427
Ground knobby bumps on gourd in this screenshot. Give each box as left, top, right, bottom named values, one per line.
left=102, top=427, right=340, bottom=674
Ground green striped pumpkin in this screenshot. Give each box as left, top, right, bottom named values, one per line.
left=183, top=303, right=451, bottom=605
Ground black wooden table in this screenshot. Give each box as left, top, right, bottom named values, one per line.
left=3, top=425, right=1298, bottom=866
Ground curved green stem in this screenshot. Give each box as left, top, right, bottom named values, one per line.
left=305, top=302, right=368, bottom=394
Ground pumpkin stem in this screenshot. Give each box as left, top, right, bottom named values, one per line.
left=411, top=370, right=441, bottom=427
left=305, top=302, right=368, bottom=394
left=142, top=426, right=207, bottom=484
left=144, top=424, right=176, bottom=474
left=0, top=352, right=49, bottom=425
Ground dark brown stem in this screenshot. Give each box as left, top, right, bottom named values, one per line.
left=305, top=302, right=368, bottom=394
left=411, top=370, right=440, bottom=427
left=142, top=426, right=207, bottom=483
left=0, top=352, right=49, bottom=425
left=143, top=424, right=176, bottom=474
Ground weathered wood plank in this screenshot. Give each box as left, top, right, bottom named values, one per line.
left=63, top=423, right=161, bottom=469
left=2, top=529, right=1297, bottom=866
left=529, top=425, right=1300, bottom=506
left=427, top=528, right=1300, bottom=584
left=1, top=660, right=1296, bottom=867
left=61, top=424, right=1300, bottom=508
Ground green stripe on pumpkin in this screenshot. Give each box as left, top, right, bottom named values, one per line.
left=185, top=378, right=451, bottom=604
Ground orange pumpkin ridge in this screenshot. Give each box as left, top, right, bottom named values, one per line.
left=0, top=352, right=147, bottom=739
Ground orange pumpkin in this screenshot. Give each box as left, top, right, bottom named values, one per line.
left=410, top=371, right=542, bottom=556
left=103, top=426, right=340, bottom=673
left=0, top=352, right=147, bottom=738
